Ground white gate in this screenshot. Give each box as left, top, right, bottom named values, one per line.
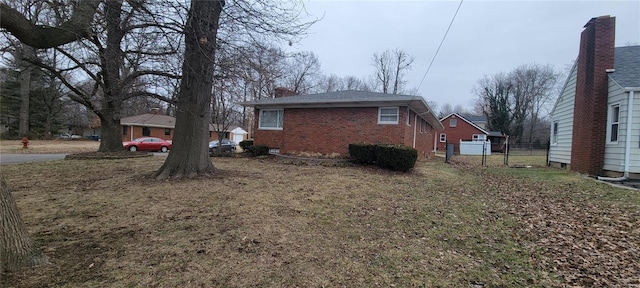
left=459, top=140, right=491, bottom=155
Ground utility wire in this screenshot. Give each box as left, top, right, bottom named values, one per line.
left=417, top=0, right=464, bottom=90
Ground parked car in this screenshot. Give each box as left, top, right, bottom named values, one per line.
left=209, top=139, right=236, bottom=154
left=57, top=133, right=82, bottom=140
left=123, top=137, right=172, bottom=152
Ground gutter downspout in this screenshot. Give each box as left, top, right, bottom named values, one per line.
left=412, top=113, right=417, bottom=148
left=433, top=128, right=438, bottom=154
left=598, top=88, right=637, bottom=181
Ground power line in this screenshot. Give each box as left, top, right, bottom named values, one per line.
left=417, top=0, right=464, bottom=90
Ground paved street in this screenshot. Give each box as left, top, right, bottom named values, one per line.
left=0, top=153, right=68, bottom=165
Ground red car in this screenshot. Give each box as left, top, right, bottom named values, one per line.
left=123, top=137, right=172, bottom=152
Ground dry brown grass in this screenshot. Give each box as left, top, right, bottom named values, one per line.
left=0, top=140, right=100, bottom=154
left=452, top=154, right=548, bottom=167
left=1, top=153, right=638, bottom=287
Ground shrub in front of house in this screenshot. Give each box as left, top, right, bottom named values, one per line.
left=239, top=139, right=254, bottom=151
left=348, top=143, right=377, bottom=164
left=249, top=144, right=270, bottom=157
left=349, top=143, right=417, bottom=172
left=375, top=145, right=418, bottom=172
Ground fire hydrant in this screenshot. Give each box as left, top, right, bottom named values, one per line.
left=21, top=137, right=29, bottom=149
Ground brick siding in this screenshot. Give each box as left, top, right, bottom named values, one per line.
left=436, top=114, right=485, bottom=153
left=570, top=16, right=615, bottom=175
left=253, top=107, right=436, bottom=158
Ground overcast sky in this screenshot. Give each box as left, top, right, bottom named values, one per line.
left=285, top=0, right=640, bottom=112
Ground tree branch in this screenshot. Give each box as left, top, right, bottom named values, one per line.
left=0, top=1, right=101, bottom=48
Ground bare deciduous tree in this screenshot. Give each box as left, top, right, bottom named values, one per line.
left=474, top=64, right=560, bottom=144
left=284, top=51, right=321, bottom=95
left=154, top=0, right=223, bottom=179
left=371, top=48, right=414, bottom=94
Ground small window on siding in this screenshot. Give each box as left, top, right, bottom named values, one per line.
left=609, top=104, right=620, bottom=142
left=142, top=127, right=150, bottom=136
left=164, top=128, right=171, bottom=136
left=551, top=121, right=558, bottom=145
left=449, top=118, right=457, bottom=127
left=259, top=109, right=284, bottom=130
left=122, top=126, right=128, bottom=136
left=406, top=108, right=411, bottom=126
left=439, top=133, right=446, bottom=143
left=378, top=107, right=399, bottom=124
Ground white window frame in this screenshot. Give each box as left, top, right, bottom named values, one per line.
left=472, top=134, right=487, bottom=142
left=551, top=121, right=558, bottom=145
left=449, top=118, right=457, bottom=127
left=608, top=104, right=620, bottom=143
left=378, top=107, right=399, bottom=124
left=258, top=109, right=284, bottom=130
left=439, top=133, right=446, bottom=143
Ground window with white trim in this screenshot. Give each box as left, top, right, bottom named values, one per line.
left=378, top=107, right=399, bottom=124
left=259, top=109, right=284, bottom=130
left=449, top=118, right=457, bottom=127
left=609, top=104, right=620, bottom=142
left=472, top=134, right=487, bottom=142
left=439, top=133, right=446, bottom=143
left=551, top=121, right=558, bottom=145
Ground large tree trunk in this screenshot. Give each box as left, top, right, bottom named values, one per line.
left=98, top=111, right=124, bottom=152
left=0, top=175, right=48, bottom=278
left=18, top=65, right=30, bottom=137
left=155, top=0, right=224, bottom=180
left=95, top=0, right=126, bottom=152
left=17, top=45, right=35, bottom=138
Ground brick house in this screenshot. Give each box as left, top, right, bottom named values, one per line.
left=242, top=90, right=443, bottom=159
left=548, top=15, right=640, bottom=179
left=436, top=113, right=507, bottom=153
left=120, top=112, right=236, bottom=142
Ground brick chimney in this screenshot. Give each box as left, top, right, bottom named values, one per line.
left=570, top=16, right=615, bottom=176
left=274, top=87, right=298, bottom=98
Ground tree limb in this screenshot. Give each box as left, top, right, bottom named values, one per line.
left=0, top=1, right=100, bottom=48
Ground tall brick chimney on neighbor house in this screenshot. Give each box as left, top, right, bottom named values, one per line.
left=273, top=87, right=298, bottom=98
left=570, top=15, right=615, bottom=176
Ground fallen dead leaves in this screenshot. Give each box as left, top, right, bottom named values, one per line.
left=451, top=156, right=640, bottom=287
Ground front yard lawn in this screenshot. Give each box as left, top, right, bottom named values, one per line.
left=1, top=156, right=638, bottom=287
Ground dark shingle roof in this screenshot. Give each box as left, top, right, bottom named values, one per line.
left=462, top=115, right=487, bottom=123
left=243, top=90, right=422, bottom=105
left=121, top=114, right=175, bottom=128
left=610, top=46, right=640, bottom=88
left=121, top=113, right=229, bottom=132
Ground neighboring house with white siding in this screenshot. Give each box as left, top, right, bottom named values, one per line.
left=549, top=61, right=577, bottom=166
left=548, top=15, right=640, bottom=179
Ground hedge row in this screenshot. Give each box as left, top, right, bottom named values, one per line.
left=239, top=140, right=269, bottom=157
left=239, top=139, right=254, bottom=151
left=349, top=143, right=418, bottom=172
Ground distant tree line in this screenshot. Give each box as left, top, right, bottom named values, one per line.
left=473, top=63, right=561, bottom=146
